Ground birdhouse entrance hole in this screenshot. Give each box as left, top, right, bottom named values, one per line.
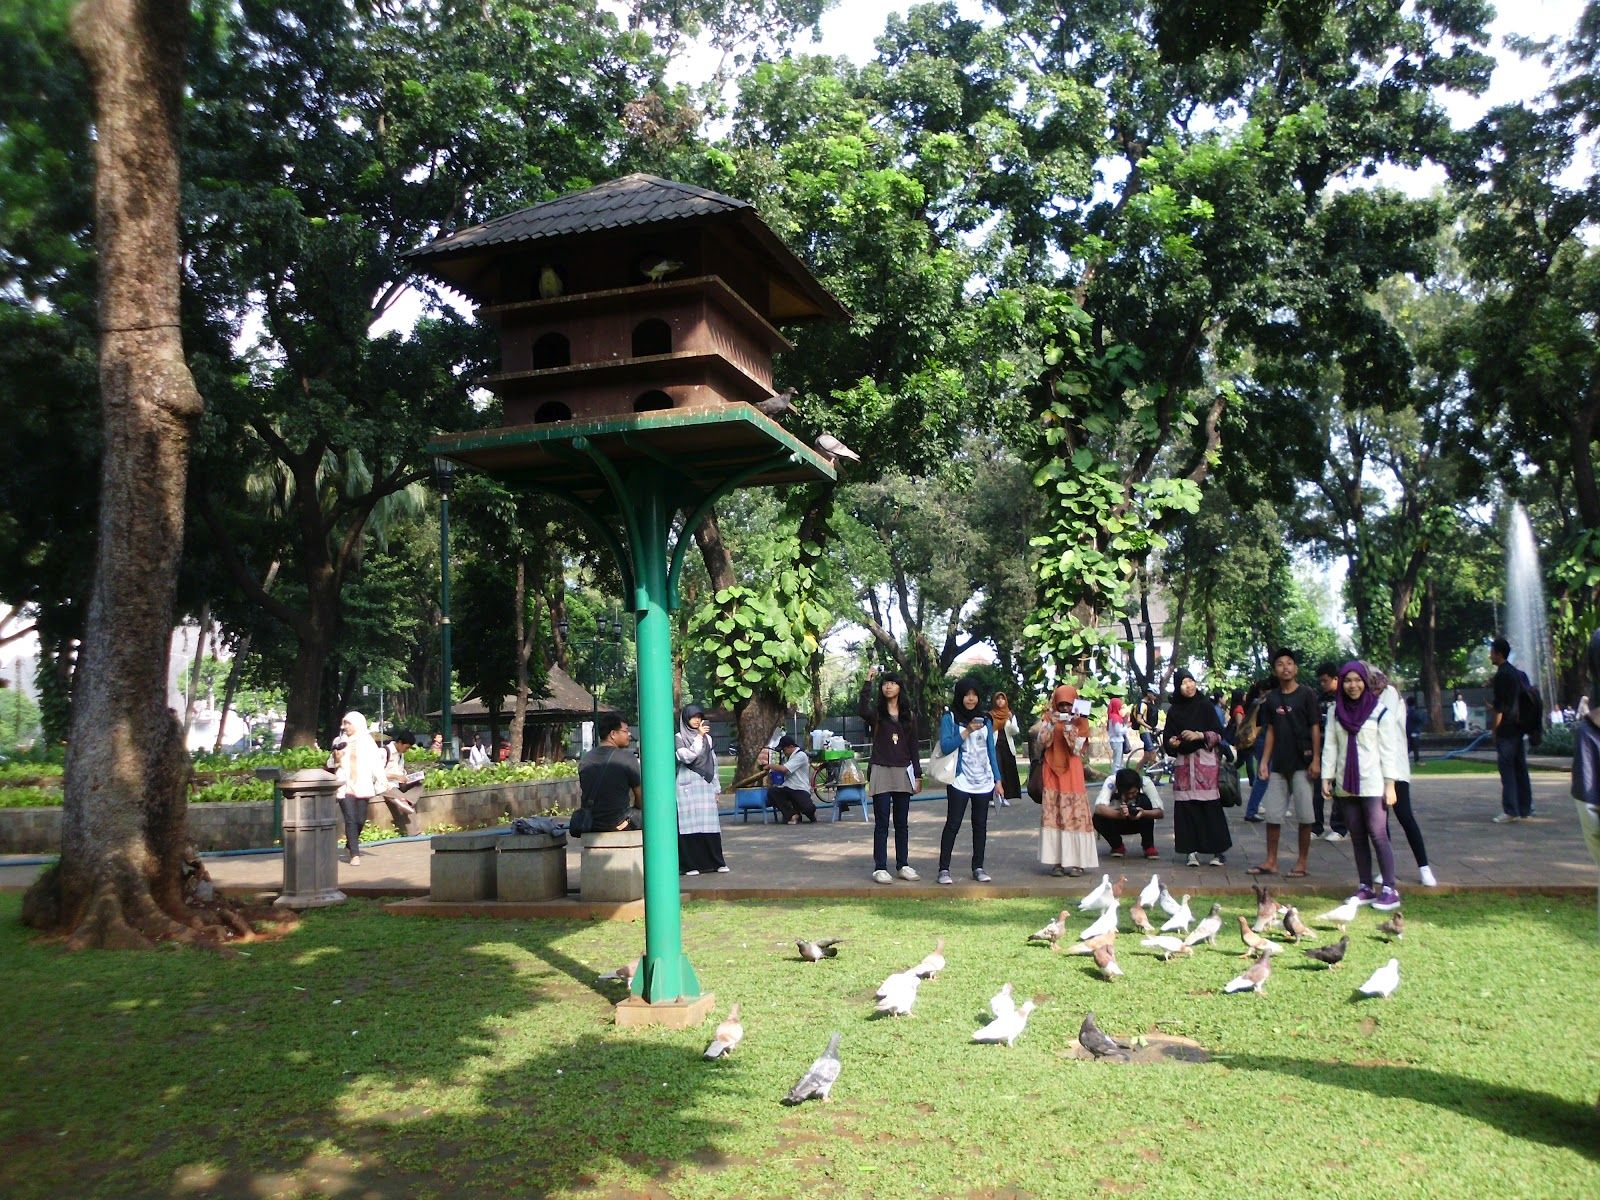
left=532, top=332, right=570, bottom=369
left=633, top=390, right=673, bottom=412
left=534, top=401, right=573, bottom=423
left=631, top=318, right=672, bottom=357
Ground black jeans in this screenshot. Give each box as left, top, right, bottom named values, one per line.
left=872, top=791, right=912, bottom=871
left=337, top=794, right=367, bottom=854
left=1092, top=814, right=1155, bottom=852
left=1385, top=779, right=1428, bottom=867
left=1496, top=735, right=1533, bottom=817
left=939, top=787, right=990, bottom=872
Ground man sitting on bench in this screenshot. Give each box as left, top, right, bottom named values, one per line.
left=1091, top=767, right=1165, bottom=859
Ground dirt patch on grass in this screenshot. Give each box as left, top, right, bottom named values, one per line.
left=1093, top=1178, right=1144, bottom=1194
left=1063, top=1032, right=1212, bottom=1065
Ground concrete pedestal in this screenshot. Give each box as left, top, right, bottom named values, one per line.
left=581, top=829, right=645, bottom=902
left=430, top=830, right=501, bottom=902
left=274, top=770, right=346, bottom=909
left=497, top=831, right=568, bottom=901
left=614, top=991, right=716, bottom=1029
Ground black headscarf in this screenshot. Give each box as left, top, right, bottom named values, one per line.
left=950, top=676, right=985, bottom=724
left=1588, top=627, right=1600, bottom=695
left=1164, top=669, right=1222, bottom=739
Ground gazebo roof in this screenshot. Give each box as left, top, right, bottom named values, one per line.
left=405, top=173, right=848, bottom=321
left=428, top=665, right=616, bottom=722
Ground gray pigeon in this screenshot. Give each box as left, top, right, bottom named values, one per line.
left=797, top=938, right=842, bottom=962
left=813, top=432, right=860, bottom=464
left=702, top=1003, right=743, bottom=1059
left=1183, top=902, right=1224, bottom=948
left=1079, top=1011, right=1131, bottom=1061
left=783, top=1032, right=842, bottom=1104
left=1303, top=935, right=1349, bottom=969
left=756, top=389, right=795, bottom=418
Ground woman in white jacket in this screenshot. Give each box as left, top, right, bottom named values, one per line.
left=334, top=711, right=386, bottom=866
left=1321, top=662, right=1406, bottom=912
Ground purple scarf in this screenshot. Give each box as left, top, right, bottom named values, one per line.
left=1334, top=660, right=1380, bottom=795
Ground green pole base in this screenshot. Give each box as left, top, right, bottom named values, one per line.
left=630, top=948, right=702, bottom=1004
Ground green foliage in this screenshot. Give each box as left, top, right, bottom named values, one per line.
left=0, top=683, right=40, bottom=746
left=419, top=760, right=577, bottom=790
left=190, top=778, right=274, bottom=805
left=688, top=583, right=813, bottom=708
left=189, top=747, right=331, bottom=772
left=0, top=784, right=60, bottom=809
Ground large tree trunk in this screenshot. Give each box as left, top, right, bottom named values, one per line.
left=23, top=0, right=232, bottom=947
left=509, top=554, right=530, bottom=762
left=1419, top=577, right=1445, bottom=733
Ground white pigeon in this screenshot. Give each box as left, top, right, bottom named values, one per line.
left=875, top=971, right=921, bottom=1017
left=1079, top=873, right=1114, bottom=911
left=1318, top=899, right=1361, bottom=928
left=1358, top=958, right=1401, bottom=999
left=875, top=969, right=917, bottom=999
left=814, top=432, right=861, bottom=463
left=1160, top=893, right=1193, bottom=934
left=989, top=982, right=1017, bottom=1019
left=1183, top=902, right=1224, bottom=948
left=1142, top=935, right=1192, bottom=961
left=912, top=938, right=946, bottom=979
left=1139, top=873, right=1162, bottom=909
left=702, top=1004, right=743, bottom=1059
left=1157, top=884, right=1182, bottom=917
left=1078, top=902, right=1119, bottom=942
left=972, top=999, right=1036, bottom=1047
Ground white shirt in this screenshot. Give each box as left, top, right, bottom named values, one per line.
left=1453, top=699, right=1468, bottom=723
left=1093, top=775, right=1165, bottom=814
left=778, top=749, right=812, bottom=792
left=954, top=725, right=995, bottom=793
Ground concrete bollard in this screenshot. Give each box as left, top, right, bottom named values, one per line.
left=274, top=769, right=347, bottom=909
left=580, top=829, right=645, bottom=902
left=497, top=830, right=569, bottom=901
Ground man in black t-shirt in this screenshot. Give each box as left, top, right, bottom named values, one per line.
left=1489, top=637, right=1534, bottom=821
left=576, top=713, right=642, bottom=834
left=1253, top=648, right=1321, bottom=878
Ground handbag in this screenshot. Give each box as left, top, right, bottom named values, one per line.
left=926, top=745, right=959, bottom=786
left=1217, top=763, right=1241, bottom=808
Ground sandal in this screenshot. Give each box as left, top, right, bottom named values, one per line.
left=1287, top=868, right=1309, bottom=878
left=1067, top=866, right=1085, bottom=877
left=1246, top=865, right=1277, bottom=876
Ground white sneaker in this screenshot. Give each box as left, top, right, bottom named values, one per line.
left=1492, top=813, right=1516, bottom=824
left=1186, top=853, right=1200, bottom=867
left=1418, top=865, right=1438, bottom=887
left=684, top=869, right=700, bottom=876
left=1322, top=831, right=1345, bottom=842
left=973, top=868, right=992, bottom=883
left=348, top=854, right=361, bottom=866
left=715, top=865, right=730, bottom=873
left=897, top=865, right=920, bottom=881
left=872, top=869, right=893, bottom=885
left=937, top=870, right=954, bottom=885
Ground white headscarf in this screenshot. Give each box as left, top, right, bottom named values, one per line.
left=338, top=711, right=386, bottom=799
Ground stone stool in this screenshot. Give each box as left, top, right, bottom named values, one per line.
left=429, top=829, right=502, bottom=902
left=580, top=829, right=644, bottom=902
left=497, top=830, right=569, bottom=901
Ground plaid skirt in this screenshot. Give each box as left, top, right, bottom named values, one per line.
left=676, top=769, right=723, bottom=835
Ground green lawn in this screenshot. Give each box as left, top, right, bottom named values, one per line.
left=1, top=893, right=1596, bottom=1199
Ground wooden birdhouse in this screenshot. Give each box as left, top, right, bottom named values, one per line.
left=406, top=174, right=847, bottom=426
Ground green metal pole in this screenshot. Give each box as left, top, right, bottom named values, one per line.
left=630, top=473, right=701, bottom=1003
left=439, top=490, right=456, bottom=765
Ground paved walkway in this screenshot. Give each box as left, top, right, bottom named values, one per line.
left=2, top=770, right=1594, bottom=899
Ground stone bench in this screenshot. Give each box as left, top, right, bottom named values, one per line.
left=429, top=829, right=505, bottom=901
left=580, top=829, right=644, bottom=903
left=497, top=830, right=569, bottom=901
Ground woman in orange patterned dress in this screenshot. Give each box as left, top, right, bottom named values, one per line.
left=1036, top=683, right=1096, bottom=877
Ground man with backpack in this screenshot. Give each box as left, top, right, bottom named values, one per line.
left=1489, top=637, right=1536, bottom=823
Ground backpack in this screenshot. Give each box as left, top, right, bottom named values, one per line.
left=1514, top=670, right=1544, bottom=747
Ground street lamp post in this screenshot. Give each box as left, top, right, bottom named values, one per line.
left=560, top=610, right=625, bottom=748
left=434, top=456, right=457, bottom=766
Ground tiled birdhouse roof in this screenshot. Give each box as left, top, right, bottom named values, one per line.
left=406, top=173, right=847, bottom=321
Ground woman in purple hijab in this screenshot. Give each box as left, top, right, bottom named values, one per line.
left=1320, top=661, right=1407, bottom=912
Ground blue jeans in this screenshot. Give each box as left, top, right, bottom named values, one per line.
left=1244, top=748, right=1269, bottom=819
left=1496, top=736, right=1533, bottom=817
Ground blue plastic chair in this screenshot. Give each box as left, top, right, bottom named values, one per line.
left=833, top=784, right=868, bottom=822
left=734, top=787, right=773, bottom=823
